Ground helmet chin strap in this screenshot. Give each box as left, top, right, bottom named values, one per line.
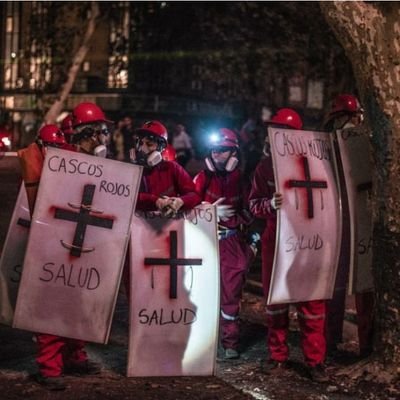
left=205, top=157, right=216, bottom=172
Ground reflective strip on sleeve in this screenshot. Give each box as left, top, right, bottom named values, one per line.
left=297, top=312, right=325, bottom=320
left=266, top=306, right=289, bottom=316
left=221, top=310, right=238, bottom=321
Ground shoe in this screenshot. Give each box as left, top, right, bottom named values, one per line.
left=224, top=348, right=240, bottom=359
left=64, top=360, right=101, bottom=376
left=33, top=373, right=66, bottom=391
left=308, top=364, right=329, bottom=383
left=264, top=359, right=288, bottom=374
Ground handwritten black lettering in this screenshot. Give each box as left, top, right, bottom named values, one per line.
left=39, top=262, right=55, bottom=282
left=341, top=129, right=364, bottom=141
left=48, top=155, right=59, bottom=172
left=47, top=156, right=103, bottom=178
left=77, top=161, right=89, bottom=175
left=138, top=308, right=197, bottom=326
left=68, top=158, right=78, bottom=174
left=274, top=132, right=331, bottom=161
left=285, top=234, right=323, bottom=252
left=99, top=180, right=131, bottom=197
left=39, top=262, right=100, bottom=290
left=10, top=264, right=22, bottom=283
left=358, top=237, right=373, bottom=255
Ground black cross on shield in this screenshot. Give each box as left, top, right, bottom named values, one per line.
left=144, top=230, right=202, bottom=299
left=17, top=218, right=31, bottom=228
left=288, top=157, right=328, bottom=219
left=54, top=184, right=114, bottom=257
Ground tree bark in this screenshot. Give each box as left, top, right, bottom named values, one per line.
left=43, top=1, right=100, bottom=124
left=320, top=1, right=400, bottom=372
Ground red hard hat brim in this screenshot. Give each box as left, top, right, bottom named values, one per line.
left=264, top=119, right=302, bottom=130
left=74, top=119, right=114, bottom=128
left=135, top=128, right=166, bottom=139
left=264, top=119, right=287, bottom=127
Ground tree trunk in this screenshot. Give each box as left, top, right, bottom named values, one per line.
left=320, top=1, right=400, bottom=374
left=43, top=1, right=100, bottom=124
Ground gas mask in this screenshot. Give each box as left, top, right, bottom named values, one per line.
left=132, top=135, right=163, bottom=167
left=206, top=147, right=238, bottom=172
left=93, top=130, right=109, bottom=158
left=74, top=123, right=110, bottom=157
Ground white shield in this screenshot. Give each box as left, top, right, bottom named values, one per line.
left=0, top=185, right=30, bottom=325
left=13, top=147, right=142, bottom=343
left=336, top=126, right=374, bottom=293
left=127, top=204, right=219, bottom=376
left=268, top=127, right=341, bottom=304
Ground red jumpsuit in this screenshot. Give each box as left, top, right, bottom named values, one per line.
left=123, top=160, right=201, bottom=296
left=249, top=155, right=326, bottom=367
left=18, top=143, right=87, bottom=378
left=136, top=160, right=200, bottom=211
left=194, top=168, right=254, bottom=350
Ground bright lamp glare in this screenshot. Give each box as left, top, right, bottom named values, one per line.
left=1, top=137, right=11, bottom=146
left=209, top=133, right=219, bottom=143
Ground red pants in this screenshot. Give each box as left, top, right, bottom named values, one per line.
left=266, top=301, right=326, bottom=366
left=219, top=232, right=254, bottom=350
left=36, top=334, right=87, bottom=377
left=261, top=230, right=326, bottom=366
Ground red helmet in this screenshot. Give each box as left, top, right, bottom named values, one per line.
left=38, top=124, right=66, bottom=146
left=330, top=94, right=362, bottom=115
left=210, top=128, right=239, bottom=149
left=61, top=114, right=74, bottom=135
left=135, top=120, right=168, bottom=147
left=71, top=102, right=111, bottom=128
left=163, top=144, right=177, bottom=161
left=269, top=108, right=303, bottom=130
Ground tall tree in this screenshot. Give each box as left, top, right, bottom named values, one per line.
left=44, top=1, right=100, bottom=123
left=320, top=1, right=400, bottom=381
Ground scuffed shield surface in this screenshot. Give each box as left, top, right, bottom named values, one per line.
left=336, top=126, right=373, bottom=293
left=128, top=204, right=219, bottom=376
left=13, top=148, right=142, bottom=343
left=0, top=185, right=30, bottom=325
left=268, top=127, right=341, bottom=304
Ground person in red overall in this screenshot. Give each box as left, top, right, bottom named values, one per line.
left=323, top=94, right=374, bottom=359
left=193, top=128, right=255, bottom=359
left=71, top=102, right=113, bottom=158
left=123, top=120, right=201, bottom=296
left=248, top=108, right=329, bottom=382
left=130, top=120, right=200, bottom=212
left=18, top=124, right=93, bottom=390
left=23, top=104, right=110, bottom=390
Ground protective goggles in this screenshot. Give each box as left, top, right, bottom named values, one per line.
left=73, top=123, right=111, bottom=143
left=211, top=146, right=234, bottom=153
left=133, top=134, right=165, bottom=150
